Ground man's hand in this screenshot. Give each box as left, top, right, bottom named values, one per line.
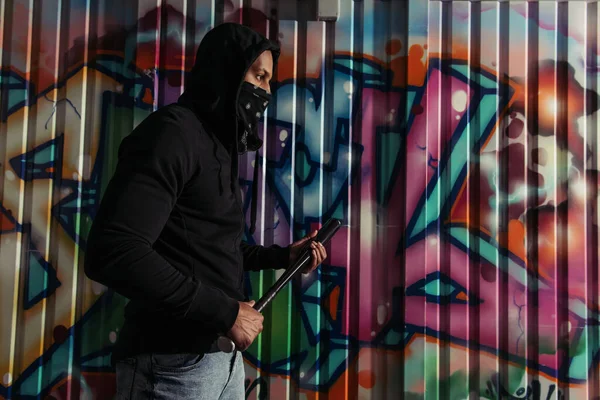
left=289, top=230, right=328, bottom=274
left=227, top=301, right=264, bottom=351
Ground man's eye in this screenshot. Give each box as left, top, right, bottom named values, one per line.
left=257, top=75, right=263, bottom=81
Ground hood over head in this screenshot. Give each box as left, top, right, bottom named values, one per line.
left=179, top=23, right=279, bottom=235
left=178, top=23, right=280, bottom=153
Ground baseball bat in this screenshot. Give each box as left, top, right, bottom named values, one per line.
left=217, top=218, right=342, bottom=353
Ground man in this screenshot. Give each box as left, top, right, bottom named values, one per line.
left=84, top=23, right=327, bottom=399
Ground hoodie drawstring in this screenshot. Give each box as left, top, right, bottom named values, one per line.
left=208, top=132, right=224, bottom=195
left=249, top=151, right=259, bottom=235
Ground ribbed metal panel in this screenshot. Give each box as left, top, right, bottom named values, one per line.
left=0, top=1, right=599, bottom=398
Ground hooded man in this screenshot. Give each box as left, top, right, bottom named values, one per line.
left=84, top=23, right=327, bottom=399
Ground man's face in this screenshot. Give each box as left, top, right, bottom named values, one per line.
left=244, top=50, right=273, bottom=94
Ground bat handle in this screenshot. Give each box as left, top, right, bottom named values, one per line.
left=217, top=335, right=236, bottom=353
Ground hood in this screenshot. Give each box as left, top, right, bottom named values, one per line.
left=178, top=23, right=280, bottom=153
left=178, top=23, right=280, bottom=235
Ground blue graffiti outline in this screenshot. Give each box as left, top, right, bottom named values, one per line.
left=9, top=134, right=65, bottom=182
left=405, top=270, right=482, bottom=306
left=445, top=223, right=554, bottom=289
left=0, top=68, right=33, bottom=122
left=400, top=322, right=588, bottom=383
left=22, top=229, right=62, bottom=310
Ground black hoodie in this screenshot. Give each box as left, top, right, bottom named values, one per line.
left=84, top=23, right=288, bottom=361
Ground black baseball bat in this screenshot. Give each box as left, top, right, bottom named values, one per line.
left=217, top=218, right=342, bottom=353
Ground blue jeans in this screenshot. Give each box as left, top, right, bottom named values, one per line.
left=115, top=351, right=245, bottom=399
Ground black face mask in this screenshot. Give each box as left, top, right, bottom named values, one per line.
left=237, top=81, right=271, bottom=154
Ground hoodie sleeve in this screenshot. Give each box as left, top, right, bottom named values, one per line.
left=84, top=116, right=239, bottom=333
left=240, top=241, right=290, bottom=272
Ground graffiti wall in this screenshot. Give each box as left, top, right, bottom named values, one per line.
left=1, top=0, right=599, bottom=398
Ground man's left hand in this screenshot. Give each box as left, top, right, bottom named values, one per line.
left=289, top=230, right=328, bottom=274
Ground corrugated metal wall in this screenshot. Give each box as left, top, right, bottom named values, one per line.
left=1, top=0, right=599, bottom=398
